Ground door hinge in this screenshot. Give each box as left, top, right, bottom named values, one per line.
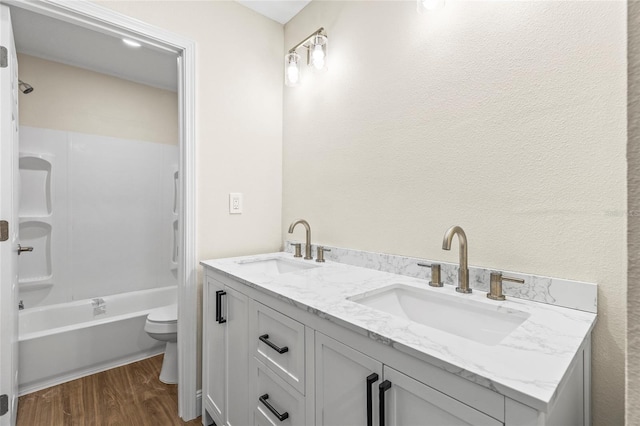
left=0, top=46, right=7, bottom=68
left=0, top=394, right=8, bottom=416
left=0, top=221, right=8, bottom=242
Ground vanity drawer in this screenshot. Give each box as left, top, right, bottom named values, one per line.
left=251, top=301, right=306, bottom=394
left=253, top=358, right=305, bottom=426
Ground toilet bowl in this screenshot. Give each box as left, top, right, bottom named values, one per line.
left=144, top=304, right=178, bottom=384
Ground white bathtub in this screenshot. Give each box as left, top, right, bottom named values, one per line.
left=18, top=286, right=177, bottom=395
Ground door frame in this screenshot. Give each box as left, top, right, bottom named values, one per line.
left=1, top=0, right=198, bottom=420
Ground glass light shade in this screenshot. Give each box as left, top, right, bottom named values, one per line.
left=309, top=34, right=328, bottom=72
left=417, top=0, right=445, bottom=13
left=285, top=52, right=301, bottom=87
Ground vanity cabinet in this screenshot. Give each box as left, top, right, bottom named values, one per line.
left=315, top=332, right=501, bottom=426
left=315, top=332, right=383, bottom=426
left=203, top=275, right=250, bottom=426
left=202, top=264, right=591, bottom=426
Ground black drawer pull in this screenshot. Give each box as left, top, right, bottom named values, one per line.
left=259, top=393, right=289, bottom=422
left=366, top=373, right=379, bottom=426
left=215, top=290, right=226, bottom=324
left=259, top=334, right=289, bottom=354
left=379, top=380, right=391, bottom=426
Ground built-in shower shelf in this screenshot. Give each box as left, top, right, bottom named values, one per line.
left=19, top=279, right=54, bottom=291
left=19, top=216, right=52, bottom=224
left=19, top=153, right=53, bottom=217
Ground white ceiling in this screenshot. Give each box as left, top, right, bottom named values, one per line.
left=8, top=1, right=310, bottom=93
left=9, top=6, right=178, bottom=92
left=236, top=0, right=311, bottom=24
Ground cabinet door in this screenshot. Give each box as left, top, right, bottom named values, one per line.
left=204, top=276, right=226, bottom=426
left=382, top=366, right=502, bottom=426
left=225, top=286, right=250, bottom=426
left=315, top=332, right=383, bottom=426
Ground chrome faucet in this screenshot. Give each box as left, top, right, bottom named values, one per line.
left=18, top=300, right=24, bottom=310
left=288, top=219, right=313, bottom=260
left=442, top=225, right=471, bottom=293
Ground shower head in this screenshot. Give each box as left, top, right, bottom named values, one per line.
left=18, top=80, right=33, bottom=94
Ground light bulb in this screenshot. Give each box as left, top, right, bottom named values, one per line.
left=285, top=52, right=301, bottom=87
left=287, top=62, right=299, bottom=84
left=311, top=45, right=325, bottom=70
left=309, top=34, right=327, bottom=72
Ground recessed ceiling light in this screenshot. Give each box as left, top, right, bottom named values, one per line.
left=122, top=38, right=142, bottom=48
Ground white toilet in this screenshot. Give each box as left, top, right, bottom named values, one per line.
left=144, top=304, right=178, bottom=384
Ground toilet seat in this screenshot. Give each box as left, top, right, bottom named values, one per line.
left=145, top=304, right=178, bottom=335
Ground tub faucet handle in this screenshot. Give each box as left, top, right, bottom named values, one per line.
left=17, top=245, right=33, bottom=255
left=18, top=300, right=24, bottom=310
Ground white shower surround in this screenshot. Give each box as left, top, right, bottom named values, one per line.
left=18, top=125, right=178, bottom=308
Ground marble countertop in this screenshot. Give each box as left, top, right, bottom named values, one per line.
left=201, top=252, right=597, bottom=412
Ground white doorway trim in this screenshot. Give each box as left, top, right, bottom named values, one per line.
left=2, top=0, right=198, bottom=421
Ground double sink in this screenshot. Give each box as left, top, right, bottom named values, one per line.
left=235, top=257, right=530, bottom=346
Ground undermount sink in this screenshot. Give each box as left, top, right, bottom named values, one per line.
left=235, top=258, right=319, bottom=274
left=348, top=284, right=530, bottom=345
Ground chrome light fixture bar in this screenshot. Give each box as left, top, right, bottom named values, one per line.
left=285, top=27, right=328, bottom=87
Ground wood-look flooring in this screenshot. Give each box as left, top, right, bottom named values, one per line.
left=17, top=355, right=202, bottom=426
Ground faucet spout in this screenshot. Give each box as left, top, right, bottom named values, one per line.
left=442, top=225, right=471, bottom=293
left=288, top=219, right=312, bottom=260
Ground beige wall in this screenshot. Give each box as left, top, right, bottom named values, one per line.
left=284, top=2, right=626, bottom=424
left=17, top=53, right=178, bottom=145
left=628, top=0, right=640, bottom=423
left=96, top=0, right=284, bottom=261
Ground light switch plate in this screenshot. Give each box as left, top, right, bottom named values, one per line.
left=229, top=193, right=243, bottom=214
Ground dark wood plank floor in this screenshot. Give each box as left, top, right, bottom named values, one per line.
left=17, top=355, right=201, bottom=426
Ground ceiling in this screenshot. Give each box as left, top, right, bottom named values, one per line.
left=9, top=6, right=178, bottom=92
left=8, top=1, right=310, bottom=93
left=236, top=0, right=311, bottom=24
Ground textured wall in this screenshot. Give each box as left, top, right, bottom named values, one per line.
left=628, top=0, right=640, bottom=423
left=283, top=1, right=626, bottom=424
left=17, top=54, right=178, bottom=145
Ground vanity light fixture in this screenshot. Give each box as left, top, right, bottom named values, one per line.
left=417, top=0, right=445, bottom=13
left=122, top=38, right=142, bottom=48
left=285, top=27, right=328, bottom=87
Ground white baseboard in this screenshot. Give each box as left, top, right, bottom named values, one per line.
left=196, top=388, right=202, bottom=421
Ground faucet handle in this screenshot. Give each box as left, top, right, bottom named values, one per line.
left=316, top=246, right=331, bottom=263
left=418, top=263, right=443, bottom=287
left=292, top=243, right=302, bottom=258
left=488, top=272, right=525, bottom=301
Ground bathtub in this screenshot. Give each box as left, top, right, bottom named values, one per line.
left=18, top=286, right=177, bottom=395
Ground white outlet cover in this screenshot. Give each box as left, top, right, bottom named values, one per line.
left=229, top=192, right=243, bottom=214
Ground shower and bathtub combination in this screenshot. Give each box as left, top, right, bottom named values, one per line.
left=17, top=125, right=179, bottom=395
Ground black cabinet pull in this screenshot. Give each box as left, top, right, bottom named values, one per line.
left=259, top=334, right=289, bottom=354
left=215, top=290, right=226, bottom=324
left=259, top=393, right=289, bottom=422
left=379, top=380, right=391, bottom=426
left=366, top=373, right=379, bottom=426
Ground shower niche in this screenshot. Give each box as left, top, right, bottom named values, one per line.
left=18, top=153, right=54, bottom=290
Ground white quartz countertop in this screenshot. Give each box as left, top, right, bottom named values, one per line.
left=201, top=252, right=597, bottom=412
